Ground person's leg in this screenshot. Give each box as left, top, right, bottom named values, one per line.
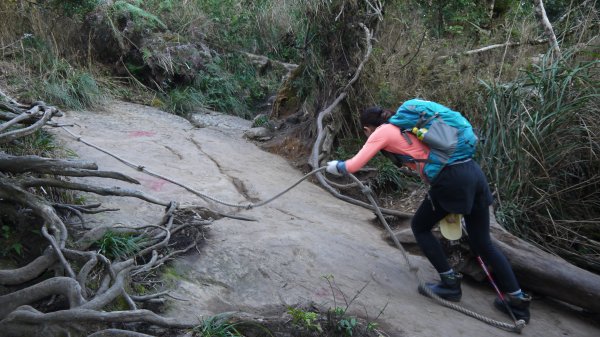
left=411, top=196, right=450, bottom=273
left=412, top=195, right=463, bottom=301
left=463, top=204, right=519, bottom=292
left=464, top=204, right=531, bottom=322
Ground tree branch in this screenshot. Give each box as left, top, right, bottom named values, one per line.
left=0, top=153, right=98, bottom=172
left=5, top=307, right=195, bottom=329
left=19, top=177, right=169, bottom=206
left=87, top=329, right=156, bottom=337
left=436, top=39, right=549, bottom=60
left=0, top=277, right=85, bottom=320
left=0, top=248, right=57, bottom=285
left=0, top=107, right=58, bottom=143
left=533, top=0, right=562, bottom=58
left=308, top=16, right=412, bottom=220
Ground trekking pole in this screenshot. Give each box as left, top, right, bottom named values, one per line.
left=476, top=256, right=520, bottom=324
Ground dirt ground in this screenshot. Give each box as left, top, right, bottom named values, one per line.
left=51, top=101, right=600, bottom=337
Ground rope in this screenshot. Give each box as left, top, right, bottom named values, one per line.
left=60, top=126, right=525, bottom=333
left=346, top=174, right=526, bottom=333
left=60, top=127, right=323, bottom=209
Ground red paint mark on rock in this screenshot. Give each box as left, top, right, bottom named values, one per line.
left=139, top=177, right=168, bottom=191
left=128, top=131, right=156, bottom=137
left=149, top=179, right=167, bottom=191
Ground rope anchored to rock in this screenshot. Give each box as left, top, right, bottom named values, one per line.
left=60, top=126, right=526, bottom=333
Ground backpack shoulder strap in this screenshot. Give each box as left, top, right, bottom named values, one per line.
left=399, top=128, right=413, bottom=145
left=416, top=112, right=440, bottom=128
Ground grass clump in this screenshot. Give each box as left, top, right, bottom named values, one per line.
left=163, top=87, right=206, bottom=116
left=43, top=70, right=105, bottom=110
left=0, top=129, right=61, bottom=157
left=191, top=314, right=242, bottom=336
left=95, top=230, right=146, bottom=260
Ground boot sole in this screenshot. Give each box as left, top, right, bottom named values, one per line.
left=493, top=298, right=530, bottom=323
left=418, top=284, right=462, bottom=302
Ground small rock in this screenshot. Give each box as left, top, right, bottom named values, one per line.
left=244, top=127, right=272, bottom=140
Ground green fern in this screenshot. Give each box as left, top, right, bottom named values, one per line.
left=112, top=1, right=167, bottom=30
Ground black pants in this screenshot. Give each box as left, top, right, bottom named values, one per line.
left=411, top=160, right=520, bottom=293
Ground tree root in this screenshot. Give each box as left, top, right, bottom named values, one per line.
left=306, top=12, right=412, bottom=220
left=0, top=93, right=211, bottom=336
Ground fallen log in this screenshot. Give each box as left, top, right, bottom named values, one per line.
left=490, top=220, right=600, bottom=313
left=387, top=211, right=600, bottom=313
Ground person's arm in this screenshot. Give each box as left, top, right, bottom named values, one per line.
left=344, top=134, right=387, bottom=173
left=326, top=129, right=388, bottom=176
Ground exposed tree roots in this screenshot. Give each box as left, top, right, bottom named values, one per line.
left=0, top=90, right=208, bottom=336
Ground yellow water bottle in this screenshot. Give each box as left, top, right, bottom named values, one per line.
left=412, top=127, right=428, bottom=140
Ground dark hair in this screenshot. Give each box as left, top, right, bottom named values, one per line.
left=360, top=106, right=394, bottom=127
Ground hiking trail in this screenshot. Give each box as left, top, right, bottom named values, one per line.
left=52, top=101, right=600, bottom=337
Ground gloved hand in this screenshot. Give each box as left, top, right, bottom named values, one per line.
left=326, top=160, right=346, bottom=176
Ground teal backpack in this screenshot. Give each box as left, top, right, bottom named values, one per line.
left=388, top=98, right=478, bottom=182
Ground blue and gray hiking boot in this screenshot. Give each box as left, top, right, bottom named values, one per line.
left=494, top=292, right=532, bottom=323
left=418, top=272, right=462, bottom=302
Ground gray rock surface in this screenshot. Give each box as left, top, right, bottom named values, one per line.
left=52, top=101, right=600, bottom=337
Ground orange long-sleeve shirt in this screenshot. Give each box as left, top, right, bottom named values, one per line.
left=344, top=124, right=430, bottom=177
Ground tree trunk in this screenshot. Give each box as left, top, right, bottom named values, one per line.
left=490, top=222, right=600, bottom=313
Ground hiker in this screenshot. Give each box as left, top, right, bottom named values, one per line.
left=325, top=103, right=531, bottom=323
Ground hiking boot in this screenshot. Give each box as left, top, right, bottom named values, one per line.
left=418, top=272, right=462, bottom=302
left=494, top=293, right=532, bottom=324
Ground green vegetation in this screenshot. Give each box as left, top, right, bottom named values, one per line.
left=189, top=0, right=305, bottom=61
left=252, top=114, right=270, bottom=128
left=130, top=0, right=304, bottom=116
left=111, top=1, right=167, bottom=30
left=10, top=35, right=107, bottom=110
left=0, top=225, right=24, bottom=259
left=480, top=52, right=600, bottom=271
left=288, top=307, right=323, bottom=333
left=0, top=129, right=59, bottom=157
left=190, top=313, right=245, bottom=337
left=48, top=0, right=100, bottom=18
left=323, top=275, right=384, bottom=336
left=330, top=306, right=358, bottom=336
left=283, top=275, right=385, bottom=336
left=95, top=230, right=147, bottom=260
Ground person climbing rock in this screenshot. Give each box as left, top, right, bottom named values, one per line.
left=325, top=103, right=531, bottom=323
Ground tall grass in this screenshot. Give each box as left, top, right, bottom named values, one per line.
left=479, top=51, right=600, bottom=271
left=20, top=36, right=107, bottom=109
left=1, top=31, right=107, bottom=110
